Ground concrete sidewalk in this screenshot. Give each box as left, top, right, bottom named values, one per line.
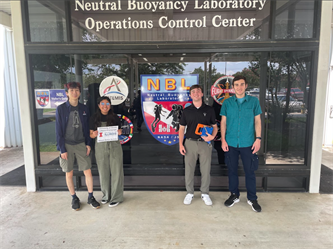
left=0, top=188, right=332, bottom=249
left=0, top=147, right=332, bottom=248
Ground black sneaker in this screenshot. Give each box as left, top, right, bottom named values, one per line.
left=87, top=196, right=101, bottom=209
left=247, top=199, right=262, bottom=212
left=224, top=194, right=240, bottom=207
left=72, top=197, right=80, bottom=211
left=109, top=202, right=119, bottom=207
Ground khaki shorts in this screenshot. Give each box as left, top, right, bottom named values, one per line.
left=59, top=143, right=91, bottom=173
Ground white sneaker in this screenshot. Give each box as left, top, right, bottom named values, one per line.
left=201, top=194, right=213, bottom=206
left=183, top=193, right=194, bottom=205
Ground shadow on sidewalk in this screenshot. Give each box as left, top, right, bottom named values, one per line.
left=0, top=165, right=25, bottom=186
left=320, top=165, right=333, bottom=194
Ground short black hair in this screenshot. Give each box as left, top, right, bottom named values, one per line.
left=232, top=75, right=247, bottom=86
left=64, top=82, right=81, bottom=92
left=189, top=84, right=203, bottom=92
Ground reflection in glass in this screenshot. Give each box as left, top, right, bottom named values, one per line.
left=27, top=0, right=67, bottom=42
left=265, top=51, right=311, bottom=164
left=31, top=54, right=73, bottom=164
left=274, top=0, right=315, bottom=39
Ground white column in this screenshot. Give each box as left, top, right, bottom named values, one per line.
left=309, top=1, right=333, bottom=193
left=11, top=1, right=36, bottom=192
left=322, top=23, right=333, bottom=147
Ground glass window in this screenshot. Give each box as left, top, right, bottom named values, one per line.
left=32, top=54, right=73, bottom=164
left=70, top=0, right=270, bottom=42
left=32, top=51, right=312, bottom=168
left=274, top=0, right=315, bottom=39
left=265, top=51, right=311, bottom=164
left=32, top=54, right=134, bottom=165
left=27, top=0, right=67, bottom=42
left=208, top=53, right=262, bottom=164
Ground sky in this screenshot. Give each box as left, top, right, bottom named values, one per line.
left=183, top=61, right=249, bottom=75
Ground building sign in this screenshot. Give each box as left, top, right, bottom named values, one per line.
left=141, top=74, right=198, bottom=146
left=75, top=0, right=267, bottom=30
left=211, top=75, right=235, bottom=105
left=35, top=89, right=68, bottom=109
left=71, top=0, right=270, bottom=41
left=99, top=76, right=129, bottom=105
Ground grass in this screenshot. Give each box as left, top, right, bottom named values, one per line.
left=43, top=109, right=55, bottom=113
left=40, top=143, right=58, bottom=152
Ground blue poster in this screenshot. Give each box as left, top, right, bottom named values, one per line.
left=141, top=74, right=198, bottom=146
left=50, top=90, right=67, bottom=108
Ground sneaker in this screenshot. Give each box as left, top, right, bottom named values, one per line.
left=87, top=196, right=101, bottom=209
left=201, top=194, right=213, bottom=206
left=72, top=197, right=80, bottom=211
left=109, top=202, right=119, bottom=207
left=247, top=199, right=262, bottom=212
left=101, top=200, right=109, bottom=205
left=183, top=193, right=194, bottom=205
left=224, top=194, right=240, bottom=207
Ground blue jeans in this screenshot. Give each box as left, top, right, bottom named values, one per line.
left=225, top=146, right=258, bottom=200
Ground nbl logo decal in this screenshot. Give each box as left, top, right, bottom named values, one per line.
left=35, top=90, right=50, bottom=108
left=141, top=74, right=198, bottom=146
left=99, top=76, right=129, bottom=105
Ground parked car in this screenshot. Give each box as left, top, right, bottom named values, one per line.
left=278, top=88, right=304, bottom=101
left=248, top=90, right=260, bottom=100
left=270, top=95, right=303, bottom=112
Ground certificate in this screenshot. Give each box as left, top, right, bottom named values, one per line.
left=97, top=126, right=118, bottom=143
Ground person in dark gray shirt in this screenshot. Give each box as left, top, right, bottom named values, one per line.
left=56, top=82, right=100, bottom=211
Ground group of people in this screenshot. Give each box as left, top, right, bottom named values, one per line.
left=56, top=82, right=123, bottom=211
left=56, top=75, right=262, bottom=213
left=179, top=75, right=262, bottom=212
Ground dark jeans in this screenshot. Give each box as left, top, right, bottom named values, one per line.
left=225, top=146, right=258, bottom=200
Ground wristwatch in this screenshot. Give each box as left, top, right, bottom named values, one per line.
left=256, top=137, right=262, bottom=140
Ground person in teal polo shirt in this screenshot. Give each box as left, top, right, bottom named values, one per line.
left=220, top=75, right=262, bottom=212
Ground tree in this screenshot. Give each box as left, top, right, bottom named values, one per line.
left=190, top=66, right=223, bottom=86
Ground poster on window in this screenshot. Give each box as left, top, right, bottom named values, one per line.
left=35, top=90, right=50, bottom=109
left=141, top=74, right=198, bottom=146
left=35, top=89, right=68, bottom=109
left=211, top=75, right=235, bottom=105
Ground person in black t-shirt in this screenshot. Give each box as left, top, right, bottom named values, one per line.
left=179, top=85, right=218, bottom=206
left=90, top=96, right=124, bottom=208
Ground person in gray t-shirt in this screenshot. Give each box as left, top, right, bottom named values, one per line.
left=56, top=82, right=100, bottom=211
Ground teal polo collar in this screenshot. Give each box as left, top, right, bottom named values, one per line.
left=231, top=94, right=250, bottom=102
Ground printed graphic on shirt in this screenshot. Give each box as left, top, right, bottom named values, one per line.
left=99, top=76, right=129, bottom=105
left=73, top=110, right=80, bottom=128
left=211, top=75, right=235, bottom=105
left=141, top=74, right=198, bottom=146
